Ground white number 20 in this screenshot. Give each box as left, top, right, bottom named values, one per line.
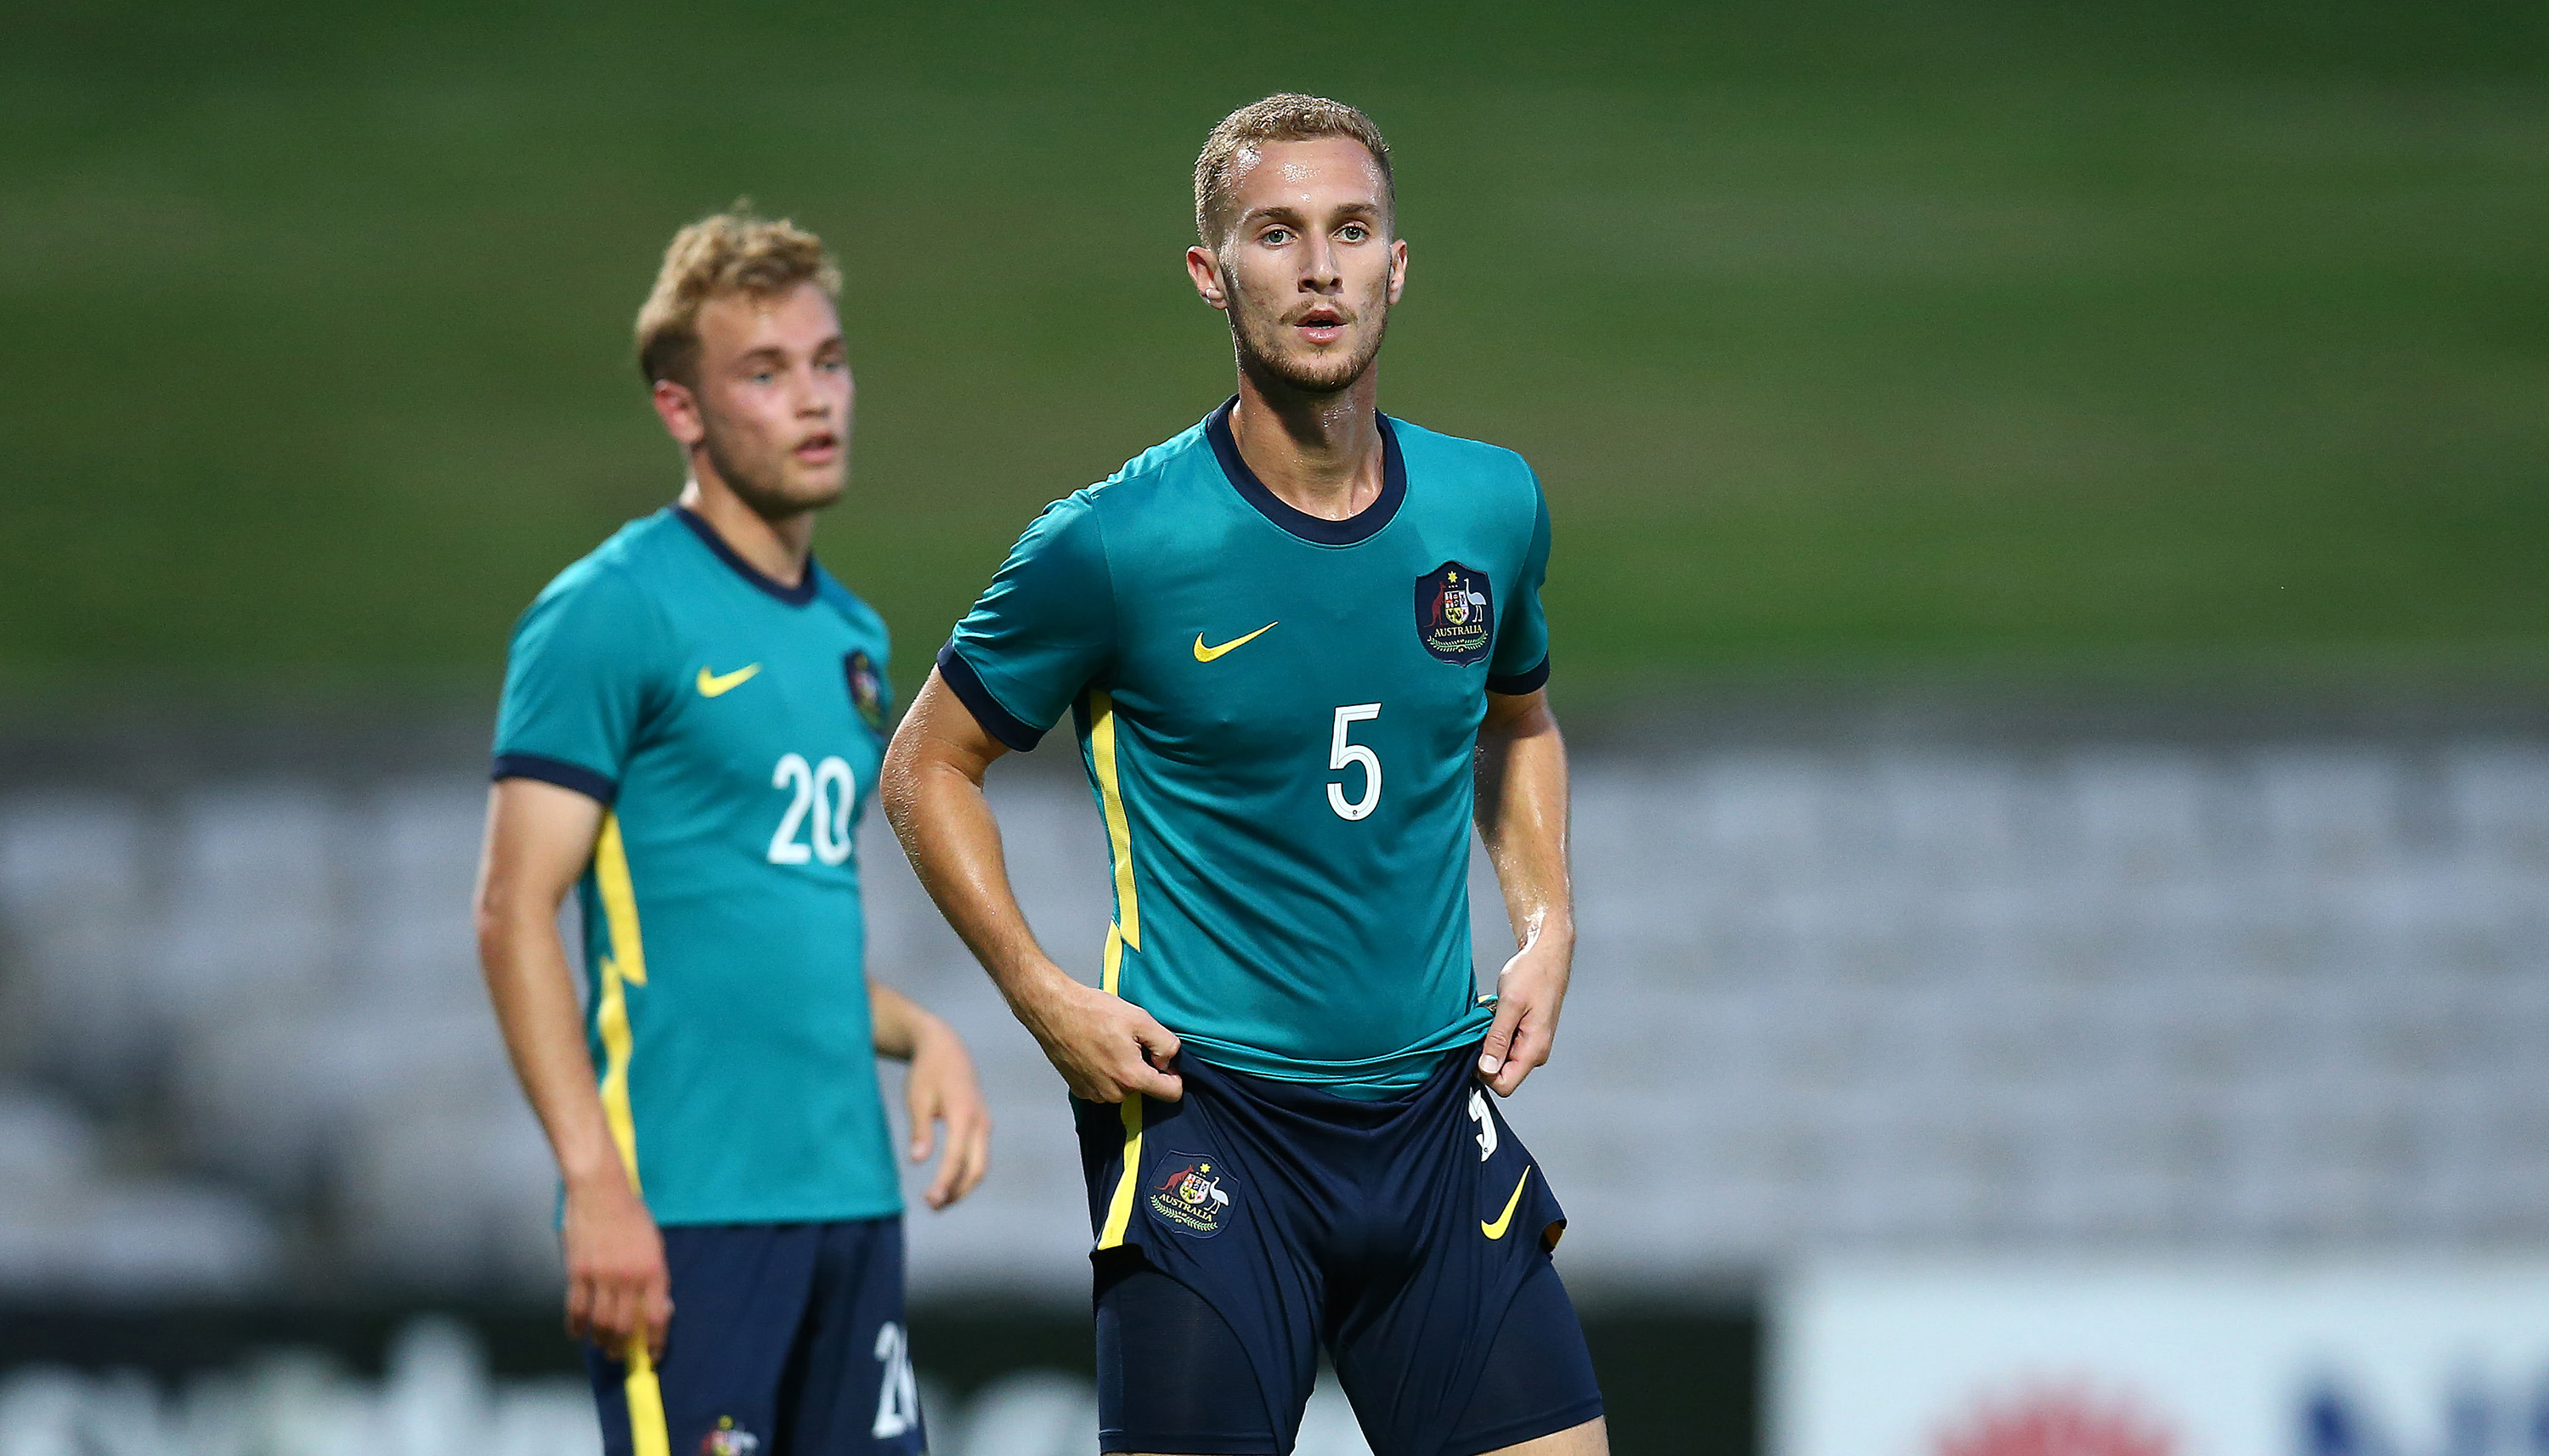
left=1327, top=703, right=1382, bottom=821
left=769, top=753, right=855, bottom=866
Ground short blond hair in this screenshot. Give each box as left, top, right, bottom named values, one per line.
left=1194, top=93, right=1393, bottom=246
left=635, top=206, right=840, bottom=386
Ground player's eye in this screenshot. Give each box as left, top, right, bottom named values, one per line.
left=1339, top=223, right=1369, bottom=242
left=749, top=370, right=776, bottom=385
left=1261, top=227, right=1292, bottom=246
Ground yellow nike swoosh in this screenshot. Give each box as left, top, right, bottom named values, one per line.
left=1482, top=1166, right=1532, bottom=1239
left=696, top=663, right=761, bottom=697
left=1193, top=623, right=1277, bottom=663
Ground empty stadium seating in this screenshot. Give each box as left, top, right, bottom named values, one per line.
left=0, top=731, right=2541, bottom=1299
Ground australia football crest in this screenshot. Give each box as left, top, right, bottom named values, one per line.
left=843, top=650, right=890, bottom=736
left=1415, top=562, right=1494, bottom=665
left=1147, top=1150, right=1235, bottom=1237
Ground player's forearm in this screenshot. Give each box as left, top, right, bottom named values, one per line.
left=476, top=901, right=625, bottom=1192
left=1474, top=697, right=1575, bottom=952
left=884, top=755, right=1077, bottom=1008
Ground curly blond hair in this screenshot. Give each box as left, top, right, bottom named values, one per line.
left=1194, top=93, right=1393, bottom=247
left=635, top=205, right=840, bottom=386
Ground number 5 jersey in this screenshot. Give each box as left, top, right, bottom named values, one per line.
left=493, top=505, right=901, bottom=1224
left=941, top=399, right=1552, bottom=1098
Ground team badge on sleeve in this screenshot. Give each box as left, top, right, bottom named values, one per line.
left=844, top=651, right=889, bottom=735
left=1415, top=562, right=1494, bottom=665
left=1148, top=1150, right=1235, bottom=1237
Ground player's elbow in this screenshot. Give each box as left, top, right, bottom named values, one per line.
left=471, top=871, right=534, bottom=979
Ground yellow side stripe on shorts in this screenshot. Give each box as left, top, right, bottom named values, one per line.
left=623, top=1342, right=670, bottom=1456
left=1096, top=1092, right=1145, bottom=1250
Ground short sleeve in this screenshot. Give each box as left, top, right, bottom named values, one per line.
left=491, top=565, right=669, bottom=804
left=940, top=494, right=1116, bottom=752
left=1487, top=474, right=1551, bottom=696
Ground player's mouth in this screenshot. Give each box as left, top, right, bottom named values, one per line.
left=1291, top=306, right=1351, bottom=347
left=792, top=432, right=840, bottom=465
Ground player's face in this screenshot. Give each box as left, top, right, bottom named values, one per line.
left=658, top=280, right=852, bottom=516
left=1190, top=138, right=1407, bottom=395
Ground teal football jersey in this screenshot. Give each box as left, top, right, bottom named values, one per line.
left=942, top=401, right=1551, bottom=1096
left=494, top=507, right=901, bottom=1224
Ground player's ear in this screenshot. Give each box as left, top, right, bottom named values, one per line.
left=1185, top=245, right=1230, bottom=311
left=651, top=377, right=706, bottom=449
left=1386, top=237, right=1407, bottom=307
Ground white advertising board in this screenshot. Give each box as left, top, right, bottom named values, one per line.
left=1778, top=1259, right=2549, bottom=1456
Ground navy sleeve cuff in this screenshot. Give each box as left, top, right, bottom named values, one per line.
left=935, top=643, right=1047, bottom=753
left=492, top=753, right=618, bottom=805
left=1486, top=654, right=1551, bottom=697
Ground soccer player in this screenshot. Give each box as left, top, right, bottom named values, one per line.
left=474, top=210, right=990, bottom=1456
left=881, top=96, right=1602, bottom=1456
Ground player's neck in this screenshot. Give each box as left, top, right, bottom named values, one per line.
left=1228, top=368, right=1384, bottom=523
left=678, top=472, right=816, bottom=589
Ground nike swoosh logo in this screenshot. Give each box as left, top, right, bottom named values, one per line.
left=696, top=663, right=761, bottom=697
left=1482, top=1166, right=1532, bottom=1239
left=1193, top=623, right=1277, bottom=663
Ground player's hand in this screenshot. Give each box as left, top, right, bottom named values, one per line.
left=1478, top=932, right=1573, bottom=1097
left=1014, top=968, right=1184, bottom=1103
left=905, top=1019, right=992, bottom=1210
left=562, top=1169, right=673, bottom=1362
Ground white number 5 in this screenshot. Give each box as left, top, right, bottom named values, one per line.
left=1328, top=703, right=1382, bottom=821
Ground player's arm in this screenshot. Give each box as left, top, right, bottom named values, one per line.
left=879, top=669, right=1184, bottom=1103
left=868, top=979, right=992, bottom=1209
left=1472, top=685, right=1574, bottom=1096
left=473, top=777, right=672, bottom=1358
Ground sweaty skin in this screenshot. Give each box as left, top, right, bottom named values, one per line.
left=475, top=281, right=991, bottom=1363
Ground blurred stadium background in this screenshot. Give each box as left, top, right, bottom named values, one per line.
left=1, top=2, right=2543, bottom=1453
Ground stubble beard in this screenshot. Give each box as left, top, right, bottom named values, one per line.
left=697, top=406, right=845, bottom=521
left=1232, top=291, right=1392, bottom=398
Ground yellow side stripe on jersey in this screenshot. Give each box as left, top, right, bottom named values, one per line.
left=1088, top=690, right=1140, bottom=952
left=595, top=811, right=648, bottom=986
left=591, top=811, right=668, bottom=1456
left=592, top=812, right=648, bottom=1190
left=1101, top=923, right=1126, bottom=997
left=1096, top=1092, right=1144, bottom=1250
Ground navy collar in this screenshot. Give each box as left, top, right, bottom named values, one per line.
left=1205, top=397, right=1406, bottom=546
left=673, top=505, right=821, bottom=606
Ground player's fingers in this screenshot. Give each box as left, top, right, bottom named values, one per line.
left=1493, top=1013, right=1551, bottom=1096
left=1128, top=1055, right=1185, bottom=1103
left=587, top=1280, right=630, bottom=1348
left=1477, top=995, right=1529, bottom=1078
left=641, top=1280, right=674, bottom=1362
left=929, top=1103, right=989, bottom=1208
left=564, top=1274, right=596, bottom=1343
left=1131, top=1013, right=1182, bottom=1066
left=953, top=1114, right=992, bottom=1203
left=906, top=1087, right=940, bottom=1164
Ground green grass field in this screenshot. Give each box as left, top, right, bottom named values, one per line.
left=3, top=2, right=2543, bottom=704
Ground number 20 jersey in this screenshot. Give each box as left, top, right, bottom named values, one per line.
left=492, top=506, right=901, bottom=1226
left=941, top=400, right=1553, bottom=1097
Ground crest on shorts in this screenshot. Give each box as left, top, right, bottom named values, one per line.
left=702, top=1417, right=762, bottom=1456
left=1148, top=1150, right=1235, bottom=1237
left=1415, top=562, right=1493, bottom=665
left=844, top=650, right=889, bottom=736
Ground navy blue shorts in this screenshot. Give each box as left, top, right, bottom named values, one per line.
left=585, top=1216, right=925, bottom=1456
left=1075, top=1048, right=1603, bottom=1456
